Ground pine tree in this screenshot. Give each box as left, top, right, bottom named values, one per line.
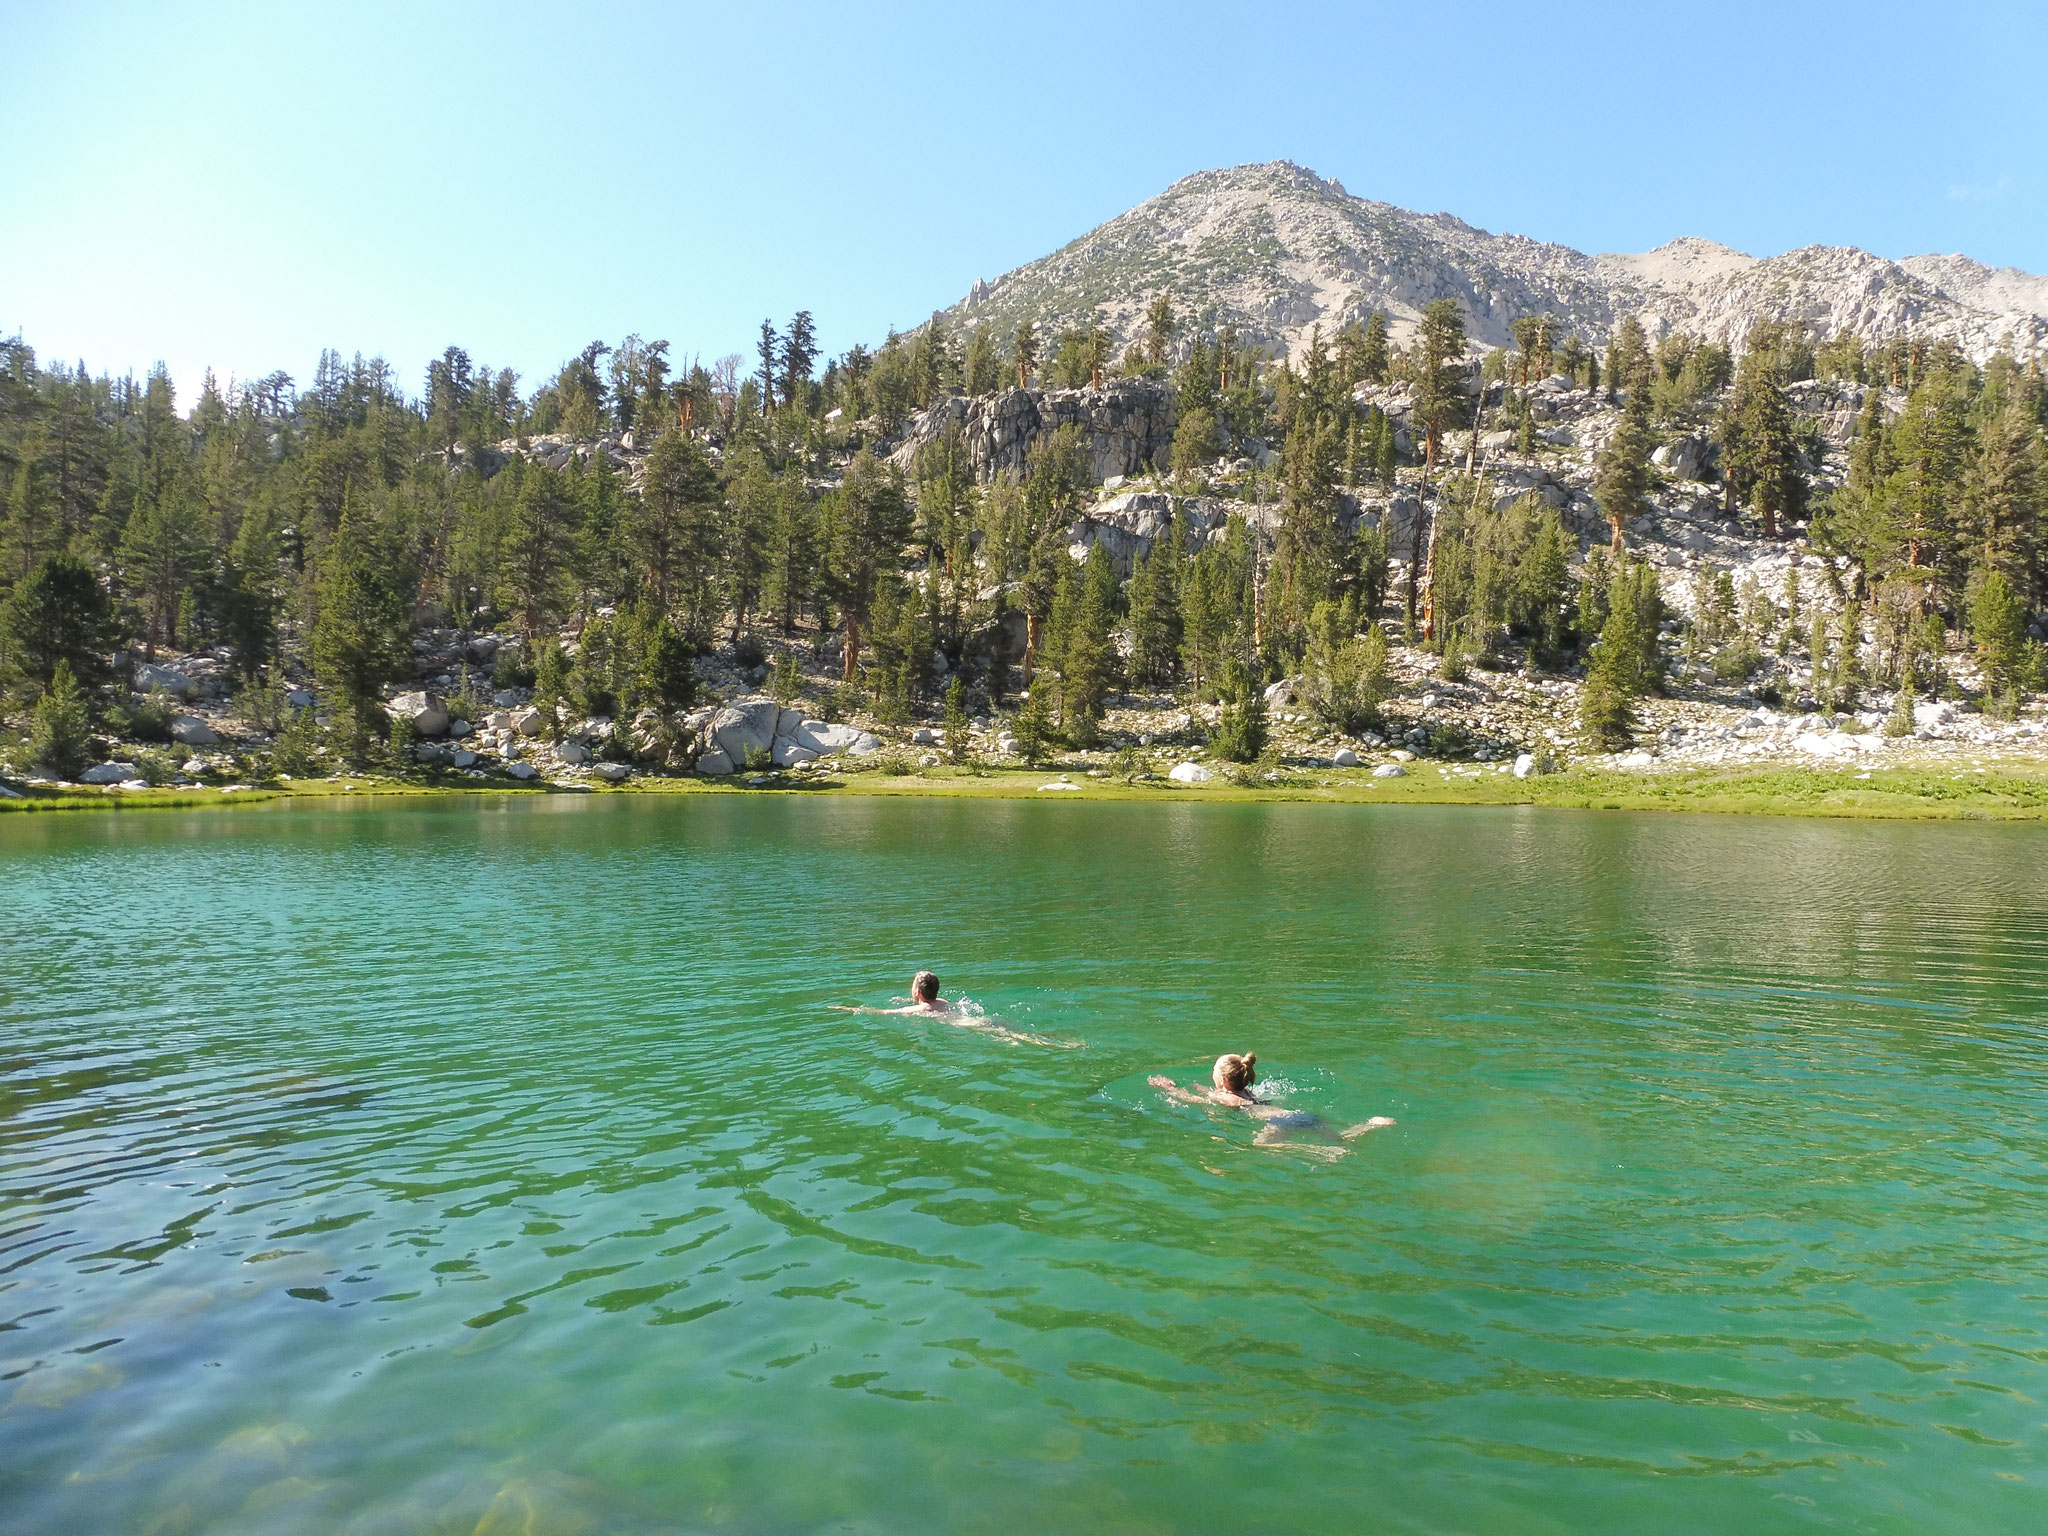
left=1171, top=408, right=1219, bottom=485
left=218, top=506, right=279, bottom=684
left=633, top=431, right=723, bottom=633
left=1513, top=511, right=1574, bottom=667
left=764, top=471, right=819, bottom=634
left=1410, top=299, right=1470, bottom=633
left=1971, top=570, right=2030, bottom=713
left=1059, top=545, right=1120, bottom=744
left=1, top=552, right=115, bottom=697
left=500, top=463, right=579, bottom=638
left=943, top=676, right=971, bottom=762
left=756, top=320, right=780, bottom=417
left=1885, top=656, right=1918, bottom=736
left=780, top=312, right=818, bottom=411
left=1718, top=352, right=1807, bottom=537
left=26, top=658, right=91, bottom=779
left=638, top=611, right=698, bottom=713
left=311, top=492, right=408, bottom=732
left=1964, top=400, right=2043, bottom=603
left=1303, top=601, right=1389, bottom=733
left=1127, top=537, right=1183, bottom=685
left=2, top=462, right=55, bottom=584
left=1012, top=320, right=1039, bottom=390
left=1883, top=364, right=1972, bottom=577
left=1808, top=609, right=1834, bottom=709
left=573, top=450, right=627, bottom=604
left=963, top=327, right=999, bottom=396
left=269, top=706, right=320, bottom=777
left=828, top=448, right=912, bottom=680
left=1578, top=560, right=1663, bottom=747
left=1593, top=392, right=1653, bottom=552
left=1358, top=312, right=1390, bottom=384
left=1835, top=597, right=1866, bottom=710
left=1606, top=314, right=1651, bottom=402
left=722, top=454, right=776, bottom=640
left=1145, top=295, right=1176, bottom=367
left=1174, top=335, right=1218, bottom=415
left=1278, top=414, right=1343, bottom=636
left=1210, top=660, right=1268, bottom=762
left=119, top=483, right=203, bottom=658
left=1010, top=682, right=1053, bottom=765
left=1511, top=315, right=1543, bottom=391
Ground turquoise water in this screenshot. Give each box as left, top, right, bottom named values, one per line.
left=4, top=797, right=2046, bottom=1534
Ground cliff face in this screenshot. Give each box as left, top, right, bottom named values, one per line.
left=941, top=161, right=2048, bottom=364
left=888, top=378, right=1176, bottom=483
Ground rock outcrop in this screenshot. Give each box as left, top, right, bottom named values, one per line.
left=891, top=380, right=1176, bottom=484
left=693, top=701, right=879, bottom=774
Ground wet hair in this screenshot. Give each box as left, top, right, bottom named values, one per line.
left=1214, top=1051, right=1257, bottom=1092
left=912, top=971, right=940, bottom=1002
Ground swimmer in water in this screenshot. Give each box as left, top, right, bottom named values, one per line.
left=831, top=970, right=953, bottom=1016
left=1149, top=1052, right=1394, bottom=1154
left=832, top=972, right=1080, bottom=1048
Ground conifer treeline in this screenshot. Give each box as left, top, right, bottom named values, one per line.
left=1, top=301, right=2043, bottom=774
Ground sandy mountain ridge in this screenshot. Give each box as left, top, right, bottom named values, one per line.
left=943, top=161, right=2048, bottom=364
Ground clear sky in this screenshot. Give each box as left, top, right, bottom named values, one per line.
left=3, top=0, right=2042, bottom=404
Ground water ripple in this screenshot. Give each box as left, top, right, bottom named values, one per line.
left=3, top=800, right=2047, bottom=1532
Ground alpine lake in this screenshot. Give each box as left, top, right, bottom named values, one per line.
left=4, top=795, right=2045, bottom=1534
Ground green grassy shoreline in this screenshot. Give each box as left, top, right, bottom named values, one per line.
left=8, top=757, right=2048, bottom=822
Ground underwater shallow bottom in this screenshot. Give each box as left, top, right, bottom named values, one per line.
left=2, top=795, right=2045, bottom=1534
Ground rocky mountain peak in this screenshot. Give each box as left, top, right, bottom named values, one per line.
left=940, top=162, right=2047, bottom=366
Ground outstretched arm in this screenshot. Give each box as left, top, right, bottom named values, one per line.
left=1148, top=1075, right=1211, bottom=1106
left=1339, top=1117, right=1397, bottom=1140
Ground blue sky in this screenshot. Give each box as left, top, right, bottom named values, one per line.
left=2, top=0, right=2041, bottom=404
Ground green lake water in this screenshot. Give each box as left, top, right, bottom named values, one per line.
left=3, top=797, right=2046, bottom=1534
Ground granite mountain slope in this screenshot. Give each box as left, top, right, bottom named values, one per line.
left=945, top=161, right=2048, bottom=363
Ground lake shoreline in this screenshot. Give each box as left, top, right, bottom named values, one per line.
left=8, top=756, right=2048, bottom=823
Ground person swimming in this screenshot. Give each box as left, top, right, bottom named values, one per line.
left=832, top=972, right=1080, bottom=1048
left=831, top=970, right=953, bottom=1016
left=1149, top=1052, right=1394, bottom=1153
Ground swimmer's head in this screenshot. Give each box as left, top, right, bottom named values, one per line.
left=912, top=971, right=940, bottom=1003
left=1213, top=1052, right=1257, bottom=1093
